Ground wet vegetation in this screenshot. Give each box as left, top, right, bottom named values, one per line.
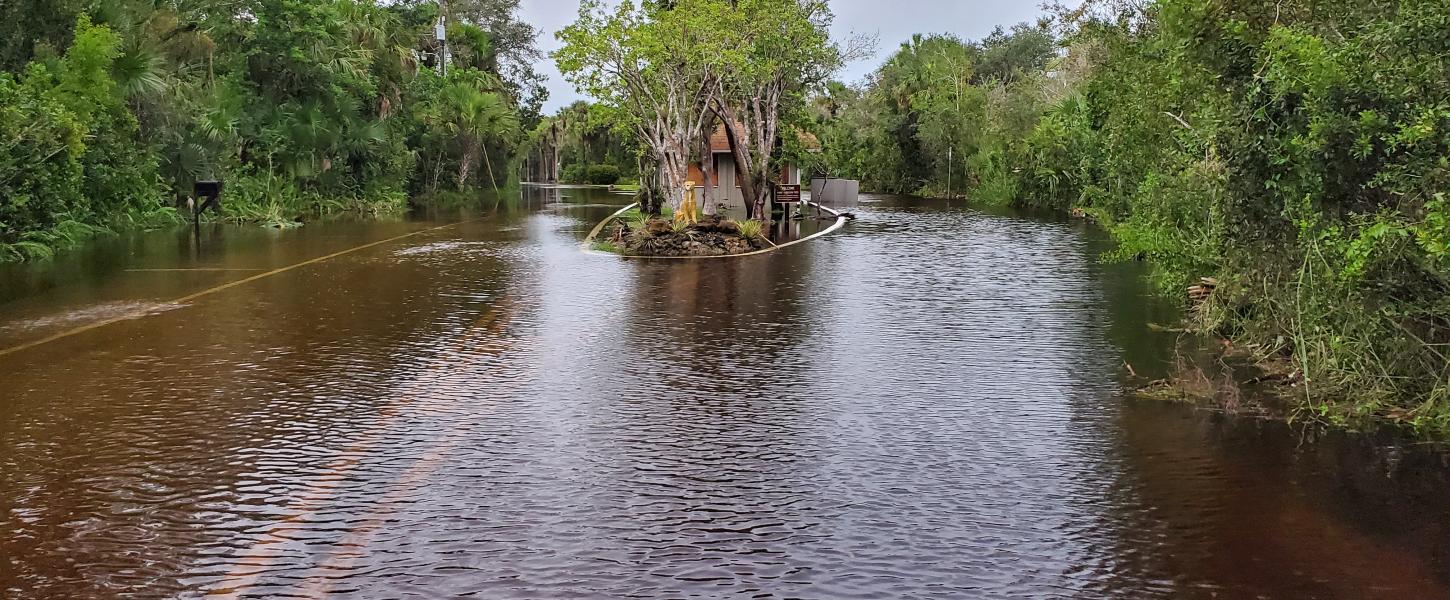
left=1, top=0, right=541, bottom=257
left=601, top=210, right=768, bottom=257
left=809, top=0, right=1450, bottom=432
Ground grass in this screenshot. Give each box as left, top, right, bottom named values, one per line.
left=627, top=214, right=651, bottom=233
left=591, top=240, right=624, bottom=254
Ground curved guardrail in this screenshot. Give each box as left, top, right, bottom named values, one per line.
left=582, top=203, right=849, bottom=259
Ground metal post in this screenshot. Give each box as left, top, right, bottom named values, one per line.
left=435, top=1, right=448, bottom=76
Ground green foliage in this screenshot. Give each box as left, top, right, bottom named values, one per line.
left=560, top=164, right=588, bottom=184
left=555, top=0, right=843, bottom=217
left=0, top=0, right=539, bottom=260
left=1049, top=0, right=1450, bottom=425
left=0, top=16, right=160, bottom=250
left=527, top=101, right=639, bottom=185
left=562, top=163, right=623, bottom=185
left=811, top=25, right=1056, bottom=196
left=626, top=212, right=651, bottom=233
left=815, top=0, right=1450, bottom=428
left=734, top=219, right=764, bottom=240
left=585, top=164, right=622, bottom=185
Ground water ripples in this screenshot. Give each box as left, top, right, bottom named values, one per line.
left=2, top=192, right=1448, bottom=598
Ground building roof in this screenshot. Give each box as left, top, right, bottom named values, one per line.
left=710, top=124, right=732, bottom=153
left=708, top=123, right=823, bottom=153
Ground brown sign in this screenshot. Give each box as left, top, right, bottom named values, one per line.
left=776, top=184, right=801, bottom=204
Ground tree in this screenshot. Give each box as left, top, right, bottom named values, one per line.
left=0, top=0, right=86, bottom=71
left=525, top=100, right=638, bottom=184
left=446, top=0, right=549, bottom=122
left=704, top=0, right=846, bottom=219
left=554, top=0, right=719, bottom=214
left=443, top=80, right=518, bottom=192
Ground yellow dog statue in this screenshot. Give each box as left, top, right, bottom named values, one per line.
left=674, top=180, right=700, bottom=227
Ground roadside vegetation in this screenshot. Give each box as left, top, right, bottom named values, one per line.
left=599, top=210, right=769, bottom=257
left=1, top=0, right=541, bottom=259
left=810, top=0, right=1450, bottom=431
left=524, top=101, right=637, bottom=186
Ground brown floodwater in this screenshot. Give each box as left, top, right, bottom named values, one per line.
left=2, top=186, right=1449, bottom=599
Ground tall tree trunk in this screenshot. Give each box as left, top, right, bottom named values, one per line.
left=696, top=136, right=717, bottom=216
left=481, top=142, right=500, bottom=193
left=431, top=152, right=444, bottom=192
left=552, top=144, right=562, bottom=183
left=637, top=154, right=658, bottom=215
left=660, top=150, right=689, bottom=213
left=715, top=85, right=784, bottom=221
left=457, top=141, right=476, bottom=189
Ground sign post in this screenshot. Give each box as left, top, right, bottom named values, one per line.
left=775, top=184, right=802, bottom=220
left=776, top=184, right=801, bottom=204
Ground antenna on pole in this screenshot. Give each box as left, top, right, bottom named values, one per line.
left=435, top=0, right=448, bottom=76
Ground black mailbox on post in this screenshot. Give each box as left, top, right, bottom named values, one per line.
left=193, top=180, right=223, bottom=218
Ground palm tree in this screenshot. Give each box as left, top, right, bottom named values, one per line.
left=443, top=83, right=518, bottom=192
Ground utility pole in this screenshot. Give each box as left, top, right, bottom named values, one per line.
left=435, top=1, right=448, bottom=77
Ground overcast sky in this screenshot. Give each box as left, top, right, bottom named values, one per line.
left=519, top=0, right=1058, bottom=113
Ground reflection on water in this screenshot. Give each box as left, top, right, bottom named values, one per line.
left=1, top=187, right=1447, bottom=598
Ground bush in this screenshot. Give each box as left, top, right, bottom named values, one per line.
left=0, top=2, right=534, bottom=260
left=561, top=163, right=588, bottom=184
left=584, top=164, right=622, bottom=185
left=1048, top=0, right=1450, bottom=426
left=0, top=72, right=86, bottom=242
left=561, top=163, right=624, bottom=185
left=0, top=17, right=162, bottom=250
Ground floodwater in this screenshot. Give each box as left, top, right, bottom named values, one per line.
left=2, top=187, right=1448, bottom=599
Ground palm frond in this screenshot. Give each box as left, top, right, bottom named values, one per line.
left=114, top=46, right=169, bottom=98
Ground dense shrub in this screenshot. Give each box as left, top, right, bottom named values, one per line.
left=0, top=0, right=538, bottom=260
left=561, top=164, right=588, bottom=184
left=584, top=164, right=622, bottom=184
left=0, top=18, right=164, bottom=256
left=560, top=163, right=623, bottom=185
left=1033, top=0, right=1450, bottom=425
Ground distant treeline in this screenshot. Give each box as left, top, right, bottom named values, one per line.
left=525, top=101, right=637, bottom=186
left=0, top=0, right=543, bottom=259
left=810, top=0, right=1450, bottom=431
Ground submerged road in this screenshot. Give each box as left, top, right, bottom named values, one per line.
left=1, top=187, right=1448, bottom=598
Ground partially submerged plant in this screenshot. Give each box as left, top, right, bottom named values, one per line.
left=735, top=219, right=764, bottom=240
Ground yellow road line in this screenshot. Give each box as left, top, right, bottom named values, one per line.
left=124, top=268, right=268, bottom=272
left=0, top=219, right=479, bottom=360
left=207, top=296, right=517, bottom=598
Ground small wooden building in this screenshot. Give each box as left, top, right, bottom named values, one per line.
left=683, top=124, right=818, bottom=216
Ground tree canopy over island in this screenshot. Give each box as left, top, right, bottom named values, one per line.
left=554, top=0, right=854, bottom=218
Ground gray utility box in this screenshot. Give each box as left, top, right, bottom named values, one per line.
left=811, top=178, right=860, bottom=208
